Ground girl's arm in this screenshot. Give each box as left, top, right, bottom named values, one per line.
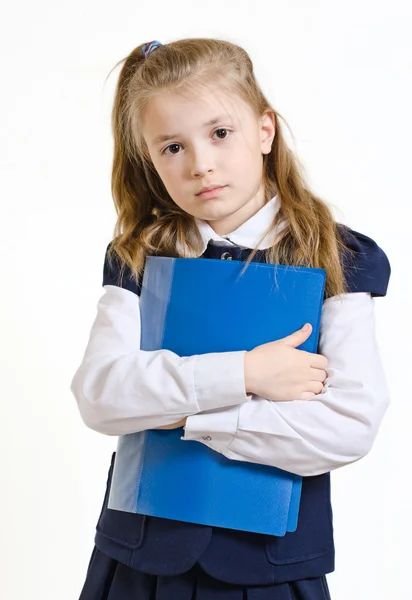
left=70, top=283, right=252, bottom=435
left=154, top=417, right=187, bottom=429
left=181, top=291, right=391, bottom=476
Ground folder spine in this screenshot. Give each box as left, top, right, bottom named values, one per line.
left=108, top=430, right=148, bottom=512
left=140, top=257, right=176, bottom=351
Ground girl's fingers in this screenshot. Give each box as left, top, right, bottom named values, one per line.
left=310, top=368, right=328, bottom=382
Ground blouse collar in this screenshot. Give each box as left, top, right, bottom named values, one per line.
left=194, top=193, right=285, bottom=254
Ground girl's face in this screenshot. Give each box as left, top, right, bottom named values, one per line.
left=141, top=85, right=275, bottom=235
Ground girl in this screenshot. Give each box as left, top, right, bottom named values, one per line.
left=71, top=38, right=391, bottom=599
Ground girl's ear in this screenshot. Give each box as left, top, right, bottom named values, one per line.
left=260, top=111, right=276, bottom=155
left=142, top=148, right=152, bottom=162
left=140, top=138, right=151, bottom=161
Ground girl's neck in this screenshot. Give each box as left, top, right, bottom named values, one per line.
left=206, top=183, right=268, bottom=237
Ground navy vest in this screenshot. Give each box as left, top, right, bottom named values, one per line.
left=96, top=224, right=390, bottom=586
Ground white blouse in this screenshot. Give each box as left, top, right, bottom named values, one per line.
left=70, top=196, right=391, bottom=476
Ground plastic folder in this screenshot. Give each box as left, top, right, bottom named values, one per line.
left=108, top=257, right=326, bottom=536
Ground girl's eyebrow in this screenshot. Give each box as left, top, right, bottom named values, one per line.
left=153, top=114, right=233, bottom=145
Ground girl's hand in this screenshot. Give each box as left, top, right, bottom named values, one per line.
left=153, top=418, right=187, bottom=430
left=244, top=323, right=328, bottom=401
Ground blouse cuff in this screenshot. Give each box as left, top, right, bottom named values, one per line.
left=181, top=404, right=241, bottom=452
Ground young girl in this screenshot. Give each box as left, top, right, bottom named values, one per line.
left=71, top=38, right=391, bottom=599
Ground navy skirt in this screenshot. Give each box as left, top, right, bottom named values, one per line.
left=79, top=545, right=332, bottom=600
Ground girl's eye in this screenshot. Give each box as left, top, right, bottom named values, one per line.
left=161, top=128, right=232, bottom=156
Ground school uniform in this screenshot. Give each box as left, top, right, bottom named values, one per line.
left=71, top=194, right=391, bottom=599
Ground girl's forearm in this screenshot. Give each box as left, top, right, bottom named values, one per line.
left=152, top=417, right=187, bottom=430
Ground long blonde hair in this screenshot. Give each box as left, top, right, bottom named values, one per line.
left=105, top=37, right=352, bottom=299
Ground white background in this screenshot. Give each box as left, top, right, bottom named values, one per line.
left=1, top=1, right=410, bottom=598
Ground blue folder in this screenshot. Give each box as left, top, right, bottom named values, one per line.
left=108, top=257, right=326, bottom=536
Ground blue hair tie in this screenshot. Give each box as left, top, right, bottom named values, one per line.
left=142, top=40, right=163, bottom=58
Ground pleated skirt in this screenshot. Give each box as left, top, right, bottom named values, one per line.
left=78, top=545, right=332, bottom=600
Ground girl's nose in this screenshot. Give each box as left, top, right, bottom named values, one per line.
left=190, top=147, right=215, bottom=178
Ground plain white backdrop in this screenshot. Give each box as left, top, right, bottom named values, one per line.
left=1, top=1, right=410, bottom=598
